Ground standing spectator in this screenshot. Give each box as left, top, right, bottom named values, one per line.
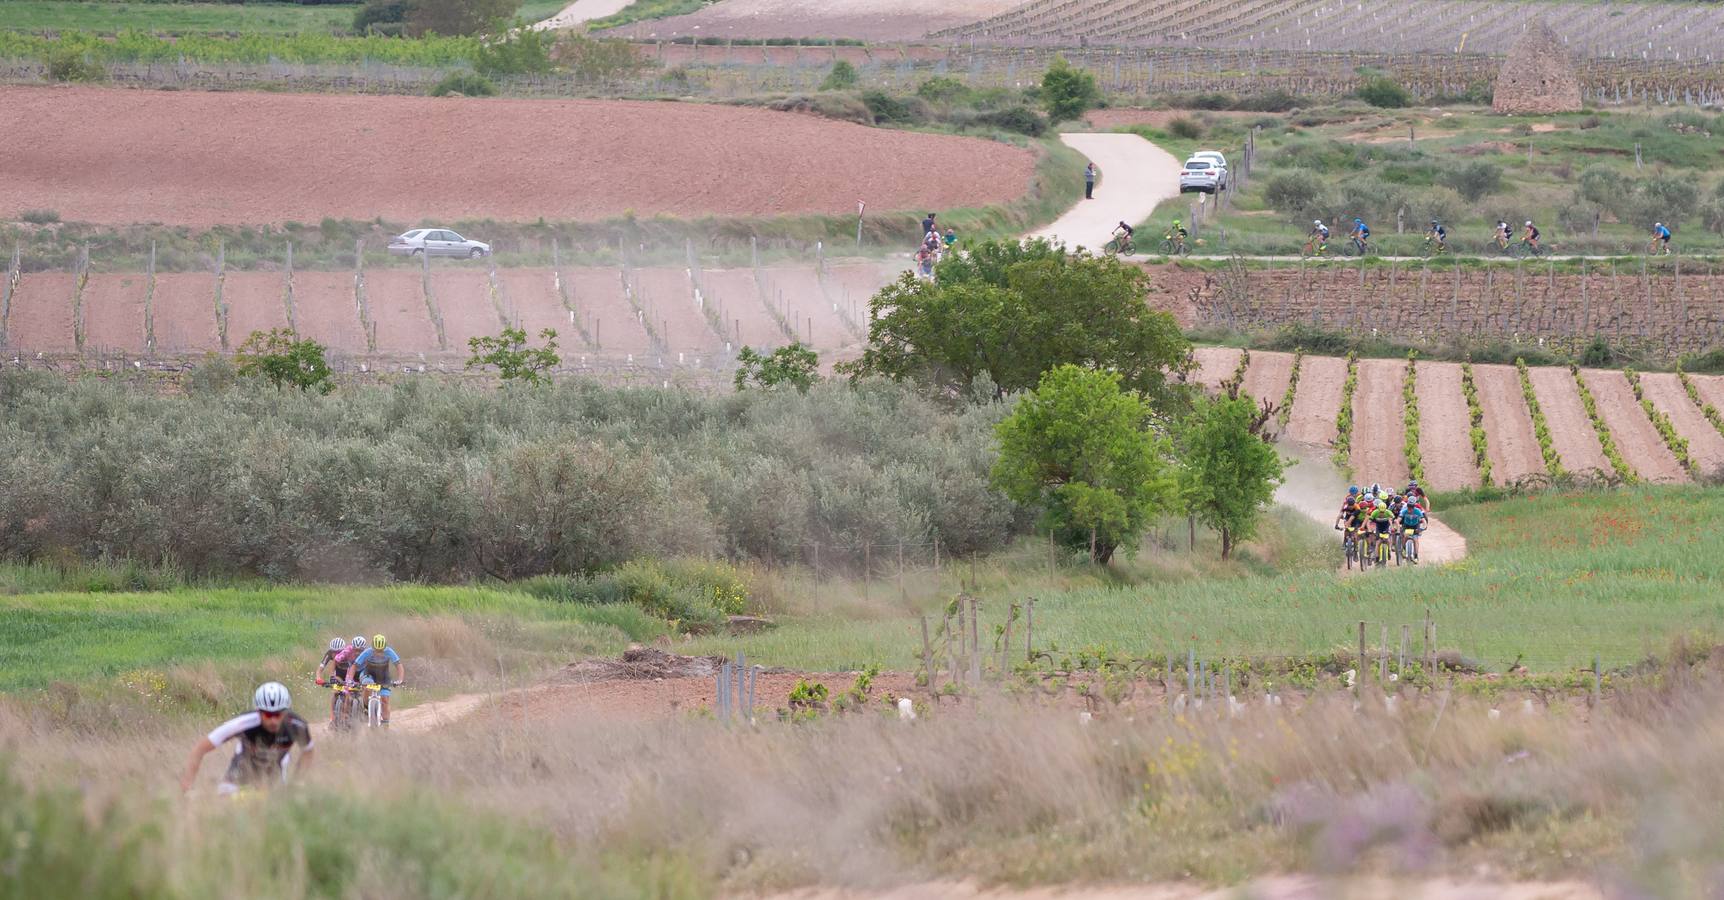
left=1084, top=162, right=1098, bottom=199
left=922, top=212, right=937, bottom=235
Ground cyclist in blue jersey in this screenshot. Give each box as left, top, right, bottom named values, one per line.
left=1350, top=217, right=1370, bottom=254
left=1652, top=222, right=1672, bottom=255
left=1398, top=498, right=1427, bottom=562
left=346, top=634, right=405, bottom=727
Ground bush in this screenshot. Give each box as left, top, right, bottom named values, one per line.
left=353, top=0, right=408, bottom=33
left=430, top=71, right=496, bottom=97
left=475, top=26, right=556, bottom=76
left=1166, top=116, right=1204, bottom=140
left=1441, top=161, right=1503, bottom=202
left=859, top=90, right=928, bottom=125
left=768, top=93, right=873, bottom=125
left=974, top=105, right=1047, bottom=137
left=1262, top=170, right=1328, bottom=221
left=819, top=60, right=857, bottom=91
left=916, top=76, right=970, bottom=104
left=406, top=0, right=520, bottom=36
left=44, top=46, right=104, bottom=83
left=1039, top=54, right=1099, bottom=122
left=19, top=209, right=59, bottom=225
left=1357, top=76, right=1411, bottom=108
left=234, top=329, right=334, bottom=395
left=552, top=34, right=646, bottom=81
left=613, top=559, right=722, bottom=631
left=1239, top=90, right=1301, bottom=112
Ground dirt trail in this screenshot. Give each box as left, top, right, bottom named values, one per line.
left=1349, top=357, right=1410, bottom=486
left=533, top=0, right=633, bottom=30
left=1414, top=361, right=1478, bottom=492
left=1527, top=366, right=1610, bottom=476
left=762, top=876, right=1603, bottom=899
left=1472, top=363, right=1546, bottom=484
left=1581, top=369, right=1685, bottom=483
left=1639, top=372, right=1724, bottom=477
left=1028, top=133, right=1183, bottom=252
left=1274, top=450, right=1466, bottom=566
left=1284, top=354, right=1346, bottom=448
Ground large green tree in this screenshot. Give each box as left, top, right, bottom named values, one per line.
left=991, top=365, right=1173, bottom=563
left=842, top=239, right=1191, bottom=405
left=1040, top=55, right=1100, bottom=123
left=1174, top=392, right=1284, bottom=559
left=406, top=0, right=520, bottom=36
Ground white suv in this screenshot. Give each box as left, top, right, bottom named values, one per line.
left=1179, top=151, right=1229, bottom=193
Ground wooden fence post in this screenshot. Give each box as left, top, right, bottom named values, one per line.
left=215, top=239, right=228, bottom=352
left=920, top=615, right=936, bottom=694
left=1358, top=620, right=1367, bottom=684
left=143, top=241, right=156, bottom=355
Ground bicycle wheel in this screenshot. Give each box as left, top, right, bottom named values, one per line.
left=1159, top=239, right=1175, bottom=255
left=1103, top=239, right=1120, bottom=258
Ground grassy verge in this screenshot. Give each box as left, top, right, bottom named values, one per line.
left=4, top=1, right=356, bottom=35
left=586, top=0, right=710, bottom=30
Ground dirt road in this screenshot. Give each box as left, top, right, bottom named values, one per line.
left=533, top=0, right=633, bottom=30
left=765, top=876, right=1602, bottom=899
left=1027, top=133, right=1183, bottom=252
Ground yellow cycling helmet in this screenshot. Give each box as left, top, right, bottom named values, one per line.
left=372, top=634, right=387, bottom=651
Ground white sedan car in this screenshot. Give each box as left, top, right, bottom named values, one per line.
left=388, top=228, right=492, bottom=259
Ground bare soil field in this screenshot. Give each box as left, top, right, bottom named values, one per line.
left=1471, top=363, right=1546, bottom=485
left=363, top=270, right=439, bottom=354
left=766, top=877, right=1603, bottom=900
left=823, top=262, right=900, bottom=327
left=1237, top=349, right=1292, bottom=413
left=80, top=274, right=147, bottom=354
left=293, top=271, right=368, bottom=353
left=605, top=0, right=1022, bottom=42
left=495, top=269, right=579, bottom=346
left=149, top=273, right=220, bottom=352
left=222, top=273, right=290, bottom=345
left=700, top=268, right=785, bottom=349
left=1414, top=362, right=1478, bottom=492
left=631, top=268, right=719, bottom=355
left=1349, top=357, right=1410, bottom=485
left=1581, top=369, right=1685, bottom=483
left=1188, top=346, right=1241, bottom=390
left=5, top=272, right=76, bottom=351
left=567, top=267, right=654, bottom=356
left=1639, top=373, right=1724, bottom=478
left=1527, top=366, right=1610, bottom=476
left=759, top=266, right=852, bottom=350
left=0, top=86, right=1033, bottom=227
left=1283, top=353, right=1345, bottom=448
left=431, top=270, right=506, bottom=352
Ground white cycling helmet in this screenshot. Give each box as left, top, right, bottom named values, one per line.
left=1313, top=219, right=1323, bottom=225
left=1525, top=221, right=1533, bottom=226
left=329, top=637, right=347, bottom=652
left=352, top=636, right=369, bottom=651
left=254, top=681, right=292, bottom=713
left=1655, top=222, right=1663, bottom=228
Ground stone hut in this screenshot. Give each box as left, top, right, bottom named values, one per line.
left=1492, top=24, right=1583, bottom=114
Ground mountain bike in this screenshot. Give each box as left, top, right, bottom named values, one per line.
left=1341, top=525, right=1361, bottom=571
left=1421, top=235, right=1449, bottom=258
left=327, top=680, right=359, bottom=732
left=1374, top=528, right=1394, bottom=567
left=1400, top=528, right=1420, bottom=565
left=1159, top=232, right=1189, bottom=256
left=1103, top=234, right=1134, bottom=257
left=1510, top=239, right=1546, bottom=259
left=361, top=683, right=386, bottom=728
left=1300, top=238, right=1330, bottom=259
left=1648, top=238, right=1672, bottom=257
left=1341, top=237, right=1376, bottom=258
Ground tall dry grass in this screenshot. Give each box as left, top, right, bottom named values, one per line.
left=9, top=664, right=1724, bottom=897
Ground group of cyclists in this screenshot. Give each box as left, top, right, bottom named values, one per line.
left=181, top=634, right=404, bottom=797
left=917, top=212, right=958, bottom=278
left=1304, top=216, right=1673, bottom=258
left=1107, top=218, right=1188, bottom=257
left=1334, top=481, right=1430, bottom=569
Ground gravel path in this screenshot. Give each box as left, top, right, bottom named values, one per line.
left=1471, top=363, right=1546, bottom=484
left=1414, top=361, right=1478, bottom=492
left=1581, top=369, right=1685, bottom=483
left=1028, top=133, right=1183, bottom=252
left=1527, top=366, right=1610, bottom=476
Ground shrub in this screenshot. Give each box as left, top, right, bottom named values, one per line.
left=859, top=90, right=928, bottom=125
left=467, top=327, right=559, bottom=385
left=1166, top=116, right=1204, bottom=140
left=354, top=0, right=408, bottom=33
left=768, top=93, right=873, bottom=125
left=612, top=559, right=723, bottom=631
left=734, top=343, right=819, bottom=392
left=1039, top=54, right=1099, bottom=122
left=19, top=209, right=59, bottom=225
left=405, top=0, right=519, bottom=36
left=1357, top=76, right=1410, bottom=108
left=916, top=76, right=970, bottom=104
left=234, top=329, right=334, bottom=395
left=819, top=60, right=858, bottom=91
left=1441, top=161, right=1503, bottom=202
left=1262, top=170, right=1328, bottom=222
left=1239, top=90, right=1301, bottom=112
left=44, top=46, right=104, bottom=83
left=430, top=71, right=496, bottom=97
left=475, top=26, right=556, bottom=76
left=553, top=34, right=647, bottom=81
left=974, top=106, right=1047, bottom=137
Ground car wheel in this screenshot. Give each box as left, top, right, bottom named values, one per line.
left=469, top=248, right=484, bottom=259
left=411, top=248, right=423, bottom=258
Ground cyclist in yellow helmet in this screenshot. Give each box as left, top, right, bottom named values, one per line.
left=346, top=634, right=404, bottom=727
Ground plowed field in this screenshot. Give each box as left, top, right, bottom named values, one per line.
left=1581, top=370, right=1684, bottom=483
left=0, top=86, right=1033, bottom=226
left=1284, top=354, right=1346, bottom=448
left=150, top=273, right=219, bottom=352
left=606, top=0, right=1022, bottom=41
left=496, top=269, right=578, bottom=346
left=698, top=268, right=783, bottom=349
left=1471, top=364, right=1545, bottom=484
left=223, top=273, right=290, bottom=344
left=566, top=267, right=652, bottom=356
left=363, top=270, right=438, bottom=354
left=80, top=274, right=147, bottom=353
left=1350, top=357, right=1410, bottom=485
left=1415, top=362, right=1477, bottom=491
left=1238, top=350, right=1294, bottom=418
left=1190, top=347, right=1241, bottom=389
left=6, top=272, right=76, bottom=351
left=293, top=271, right=367, bottom=353
left=1640, top=373, right=1724, bottom=478
left=1527, top=366, right=1610, bottom=476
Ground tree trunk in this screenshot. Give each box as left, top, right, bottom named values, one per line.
left=1220, top=526, right=1233, bottom=560
left=1092, top=538, right=1116, bottom=565
left=1188, top=515, right=1196, bottom=551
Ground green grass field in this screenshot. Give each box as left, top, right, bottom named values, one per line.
left=5, top=1, right=569, bottom=35
left=1128, top=105, right=1724, bottom=258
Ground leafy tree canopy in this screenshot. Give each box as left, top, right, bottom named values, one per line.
left=841, top=239, right=1191, bottom=405
left=735, top=343, right=820, bottom=392
left=1040, top=55, right=1100, bottom=123
left=991, top=365, right=1174, bottom=563
left=1174, top=391, right=1284, bottom=559
left=235, top=329, right=334, bottom=395
left=467, top=327, right=560, bottom=385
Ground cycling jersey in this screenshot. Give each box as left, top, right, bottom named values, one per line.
left=1431, top=226, right=1446, bottom=238
left=1656, top=226, right=1671, bottom=239
left=1117, top=224, right=1134, bottom=237
left=1526, top=226, right=1540, bottom=240
left=1355, top=226, right=1370, bottom=238
left=1314, top=226, right=1330, bottom=237
left=1400, top=506, right=1426, bottom=529
left=1369, top=508, right=1394, bottom=532
left=207, top=710, right=312, bottom=786
left=321, top=645, right=360, bottom=679
left=351, top=646, right=400, bottom=683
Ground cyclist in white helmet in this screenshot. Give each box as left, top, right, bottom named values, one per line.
left=180, top=681, right=315, bottom=795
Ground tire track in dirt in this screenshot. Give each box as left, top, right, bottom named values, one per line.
left=1471, top=363, right=1545, bottom=485
left=1415, top=362, right=1478, bottom=492
left=1238, top=350, right=1293, bottom=424
left=1189, top=346, right=1242, bottom=390
left=1527, top=366, right=1610, bottom=476
left=4, top=272, right=76, bottom=351
left=1284, top=353, right=1346, bottom=448
left=1640, top=372, right=1724, bottom=479
left=1581, top=369, right=1685, bottom=483
left=80, top=273, right=147, bottom=353
left=1349, top=357, right=1410, bottom=486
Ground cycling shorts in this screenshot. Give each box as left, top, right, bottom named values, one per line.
left=358, top=671, right=393, bottom=697
left=1372, top=519, right=1394, bottom=535
left=222, top=752, right=286, bottom=791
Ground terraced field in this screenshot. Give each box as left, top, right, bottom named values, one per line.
left=1193, top=347, right=1724, bottom=490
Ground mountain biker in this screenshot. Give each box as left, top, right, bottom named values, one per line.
left=943, top=227, right=958, bottom=249
left=1168, top=218, right=1188, bottom=250
left=1335, top=486, right=1361, bottom=534
left=1652, top=222, right=1672, bottom=254
left=1110, top=221, right=1135, bottom=253
left=1398, top=497, right=1427, bottom=561
left=1369, top=498, right=1395, bottom=545
left=180, top=682, right=314, bottom=796
left=921, top=213, right=936, bottom=236
left=1309, top=219, right=1330, bottom=254
left=314, top=637, right=360, bottom=719
left=1523, top=220, right=1541, bottom=252
left=347, top=634, right=404, bottom=727
left=1427, top=219, right=1447, bottom=251
left=1495, top=220, right=1511, bottom=250
left=1350, top=217, right=1370, bottom=252
left=1405, top=480, right=1428, bottom=510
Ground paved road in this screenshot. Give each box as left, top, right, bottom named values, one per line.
left=1027, top=132, right=1182, bottom=253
